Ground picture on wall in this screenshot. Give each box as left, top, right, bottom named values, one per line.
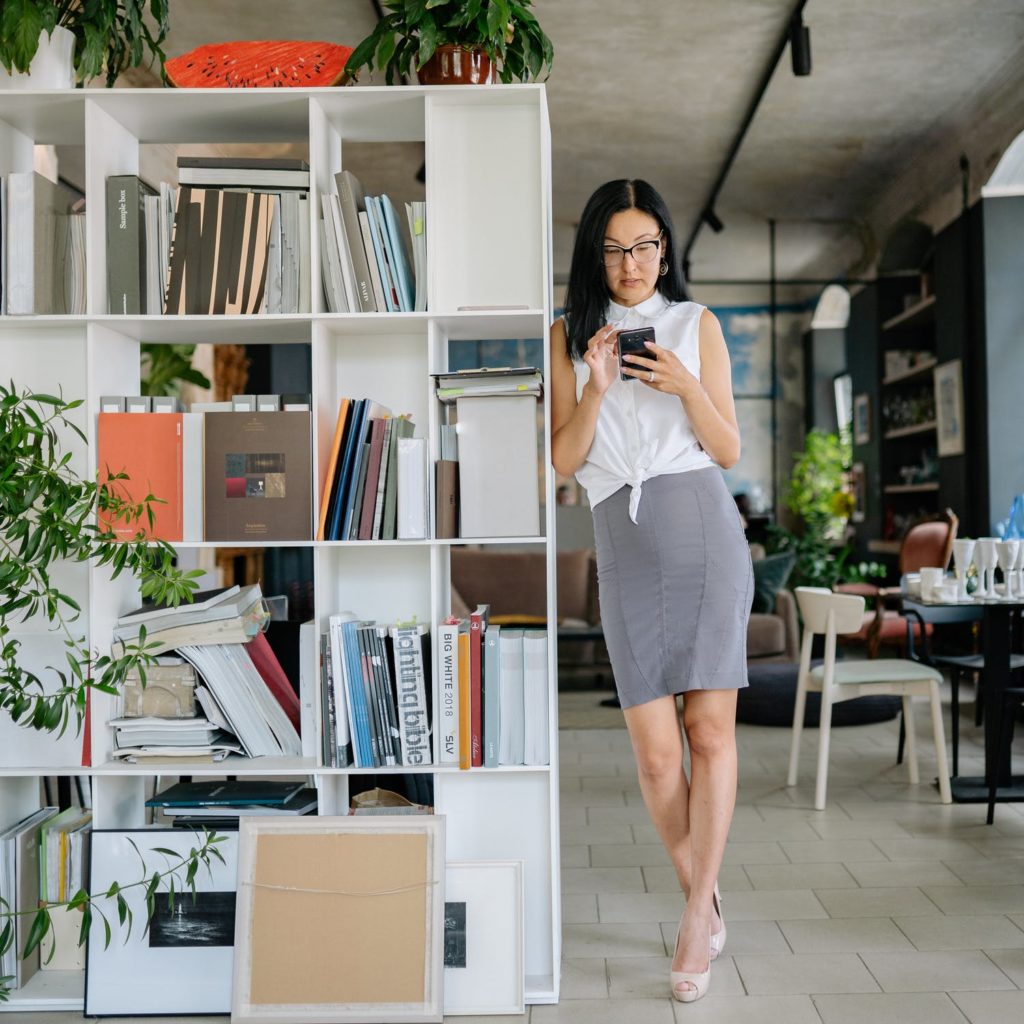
left=853, top=393, right=871, bottom=444
left=934, top=358, right=965, bottom=456
left=85, top=829, right=239, bottom=1016
left=721, top=398, right=773, bottom=514
left=850, top=462, right=866, bottom=523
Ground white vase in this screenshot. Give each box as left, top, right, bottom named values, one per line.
left=0, top=26, right=75, bottom=90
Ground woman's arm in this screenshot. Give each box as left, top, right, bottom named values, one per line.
left=621, top=308, right=741, bottom=469
left=549, top=318, right=616, bottom=478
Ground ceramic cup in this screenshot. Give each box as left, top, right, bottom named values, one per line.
left=919, top=567, right=945, bottom=601
left=903, top=572, right=922, bottom=598
left=952, top=538, right=976, bottom=601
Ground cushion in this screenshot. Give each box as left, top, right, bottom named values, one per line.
left=738, top=661, right=902, bottom=727
left=751, top=552, right=795, bottom=614
left=809, top=659, right=943, bottom=685
left=747, top=614, right=786, bottom=657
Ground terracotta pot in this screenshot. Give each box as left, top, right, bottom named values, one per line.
left=417, top=45, right=494, bottom=85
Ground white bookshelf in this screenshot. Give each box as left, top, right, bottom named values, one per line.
left=0, top=85, right=559, bottom=1009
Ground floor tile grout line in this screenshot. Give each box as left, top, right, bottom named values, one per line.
left=981, top=947, right=1024, bottom=989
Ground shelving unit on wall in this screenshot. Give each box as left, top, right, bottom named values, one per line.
left=0, top=85, right=559, bottom=1011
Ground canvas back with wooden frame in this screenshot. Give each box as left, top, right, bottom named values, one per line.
left=232, top=816, right=445, bottom=1024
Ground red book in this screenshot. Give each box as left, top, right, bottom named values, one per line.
left=469, top=603, right=490, bottom=767
left=246, top=631, right=301, bottom=731
left=97, top=413, right=184, bottom=541
left=357, top=417, right=388, bottom=540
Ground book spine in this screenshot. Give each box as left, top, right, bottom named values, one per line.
left=358, top=209, right=387, bottom=311
left=335, top=171, right=376, bottom=312
left=356, top=626, right=383, bottom=767
left=106, top=176, right=146, bottom=315
left=437, top=622, right=459, bottom=765
left=319, top=632, right=334, bottom=766
left=397, top=437, right=428, bottom=540
left=458, top=627, right=471, bottom=770
left=393, top=627, right=431, bottom=766
left=469, top=611, right=484, bottom=767
left=373, top=627, right=401, bottom=766
left=483, top=624, right=501, bottom=767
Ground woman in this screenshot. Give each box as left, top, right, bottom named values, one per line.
left=550, top=179, right=752, bottom=1003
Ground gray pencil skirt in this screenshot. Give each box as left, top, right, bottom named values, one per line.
left=592, top=468, right=753, bottom=709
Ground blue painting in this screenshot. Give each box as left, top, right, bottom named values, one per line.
left=712, top=306, right=774, bottom=398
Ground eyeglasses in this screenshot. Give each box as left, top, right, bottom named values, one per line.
left=601, top=234, right=663, bottom=267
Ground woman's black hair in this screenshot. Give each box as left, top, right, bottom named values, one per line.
left=562, top=179, right=689, bottom=362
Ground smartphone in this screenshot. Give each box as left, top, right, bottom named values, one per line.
left=617, top=327, right=655, bottom=381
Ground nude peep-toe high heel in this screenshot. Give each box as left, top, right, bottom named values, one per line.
left=710, top=883, right=727, bottom=961
left=670, top=919, right=711, bottom=1003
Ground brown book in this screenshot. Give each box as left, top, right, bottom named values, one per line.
left=357, top=417, right=388, bottom=541
left=203, top=411, right=312, bottom=541
left=435, top=459, right=459, bottom=539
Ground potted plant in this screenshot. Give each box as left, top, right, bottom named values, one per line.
left=0, top=1, right=170, bottom=89
left=345, top=0, right=554, bottom=86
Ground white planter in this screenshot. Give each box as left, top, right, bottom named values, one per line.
left=0, top=25, right=75, bottom=90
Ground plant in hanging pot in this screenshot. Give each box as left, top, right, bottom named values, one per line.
left=345, top=0, right=554, bottom=86
left=0, top=1, right=170, bottom=89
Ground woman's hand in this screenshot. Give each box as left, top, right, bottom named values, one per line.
left=621, top=341, right=700, bottom=399
left=583, top=324, right=620, bottom=396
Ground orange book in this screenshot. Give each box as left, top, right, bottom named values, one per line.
left=316, top=399, right=350, bottom=540
left=458, top=626, right=471, bottom=770
left=97, top=413, right=183, bottom=542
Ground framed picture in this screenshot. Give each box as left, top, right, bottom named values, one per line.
left=85, top=829, right=239, bottom=1016
left=833, top=372, right=853, bottom=438
left=443, top=860, right=524, bottom=1016
left=934, top=358, right=965, bottom=456
left=850, top=462, right=866, bottom=523
left=853, top=392, right=871, bottom=444
left=232, top=816, right=445, bottom=1024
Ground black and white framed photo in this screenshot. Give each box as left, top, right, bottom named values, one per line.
left=443, top=860, right=524, bottom=1016
left=85, top=829, right=238, bottom=1016
left=853, top=392, right=871, bottom=444
left=934, top=358, right=965, bottom=456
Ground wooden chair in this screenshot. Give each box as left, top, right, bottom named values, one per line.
left=838, top=508, right=959, bottom=659
left=787, top=587, right=953, bottom=810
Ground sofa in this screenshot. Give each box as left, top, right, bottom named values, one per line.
left=448, top=543, right=798, bottom=669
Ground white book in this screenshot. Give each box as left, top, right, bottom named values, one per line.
left=158, top=182, right=176, bottom=313
left=498, top=629, right=525, bottom=765
left=390, top=623, right=432, bottom=766
left=437, top=621, right=460, bottom=765
left=298, top=193, right=310, bottom=314
left=405, top=200, right=427, bottom=312
left=358, top=209, right=387, bottom=311
left=328, top=612, right=357, bottom=765
left=522, top=629, right=549, bottom=765
left=143, top=194, right=160, bottom=314
left=5, top=172, right=70, bottom=314
left=182, top=411, right=204, bottom=543
left=328, top=192, right=358, bottom=312
left=397, top=437, right=428, bottom=540
left=265, top=194, right=282, bottom=314
left=299, top=620, right=318, bottom=761
left=456, top=395, right=540, bottom=538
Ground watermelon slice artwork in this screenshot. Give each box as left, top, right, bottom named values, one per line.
left=165, top=41, right=353, bottom=88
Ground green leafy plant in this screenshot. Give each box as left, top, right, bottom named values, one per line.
left=0, top=1, right=170, bottom=87
left=1, top=382, right=200, bottom=734
left=768, top=428, right=886, bottom=590
left=345, top=0, right=554, bottom=85
left=140, top=343, right=210, bottom=398
left=0, top=829, right=225, bottom=1001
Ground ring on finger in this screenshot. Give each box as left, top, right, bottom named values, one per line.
left=648, top=370, right=655, bottom=382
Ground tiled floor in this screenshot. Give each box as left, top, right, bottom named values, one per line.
left=5, top=691, right=1023, bottom=1024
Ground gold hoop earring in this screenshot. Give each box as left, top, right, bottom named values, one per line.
left=659, top=259, right=669, bottom=277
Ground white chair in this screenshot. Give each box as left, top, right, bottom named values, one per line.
left=787, top=587, right=953, bottom=810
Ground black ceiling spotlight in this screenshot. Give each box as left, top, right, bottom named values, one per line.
left=790, top=11, right=812, bottom=76
left=702, top=208, right=724, bottom=233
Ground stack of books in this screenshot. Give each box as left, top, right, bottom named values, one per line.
left=1, top=172, right=85, bottom=315
left=437, top=609, right=549, bottom=769
left=320, top=616, right=431, bottom=769
left=320, top=169, right=424, bottom=313
left=433, top=367, right=543, bottom=538
left=146, top=780, right=318, bottom=830
left=317, top=399, right=420, bottom=541
left=111, top=585, right=303, bottom=761
left=105, top=157, right=310, bottom=316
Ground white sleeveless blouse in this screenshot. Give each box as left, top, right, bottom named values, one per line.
left=572, top=291, right=715, bottom=523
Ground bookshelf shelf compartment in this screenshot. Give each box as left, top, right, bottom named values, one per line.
left=0, top=969, right=83, bottom=1012
left=881, top=357, right=938, bottom=385
left=883, top=420, right=937, bottom=439
left=881, top=293, right=936, bottom=331
left=91, top=315, right=312, bottom=345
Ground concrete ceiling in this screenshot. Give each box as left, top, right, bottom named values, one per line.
left=110, top=0, right=1024, bottom=299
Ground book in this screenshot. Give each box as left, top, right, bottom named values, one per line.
left=97, top=412, right=185, bottom=542
left=483, top=623, right=501, bottom=767
left=177, top=156, right=310, bottom=171
left=390, top=623, right=432, bottom=766
left=160, top=788, right=318, bottom=816
left=382, top=416, right=415, bottom=540
left=299, top=621, right=317, bottom=760
left=434, top=459, right=459, bottom=539
left=358, top=208, right=388, bottom=311
left=522, top=629, right=549, bottom=765
left=380, top=194, right=415, bottom=313
left=334, top=170, right=376, bottom=312
left=317, top=400, right=352, bottom=539
left=325, top=398, right=366, bottom=540
left=498, top=629, right=526, bottom=765
left=116, top=584, right=242, bottom=629
left=146, top=780, right=305, bottom=807
left=366, top=195, right=400, bottom=311
left=246, top=630, right=302, bottom=731
left=346, top=439, right=372, bottom=540
left=203, top=411, right=312, bottom=542
left=457, top=621, right=471, bottom=770
left=469, top=604, right=490, bottom=767
left=106, top=175, right=156, bottom=314
left=358, top=417, right=389, bottom=540
left=437, top=619, right=460, bottom=765
left=371, top=417, right=394, bottom=539
left=326, top=613, right=356, bottom=767
left=455, top=394, right=540, bottom=538
left=397, top=436, right=428, bottom=540
left=405, top=200, right=427, bottom=312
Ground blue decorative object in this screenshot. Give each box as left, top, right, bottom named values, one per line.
left=995, top=493, right=1024, bottom=539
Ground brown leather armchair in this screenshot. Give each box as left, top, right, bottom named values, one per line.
left=837, top=509, right=958, bottom=659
